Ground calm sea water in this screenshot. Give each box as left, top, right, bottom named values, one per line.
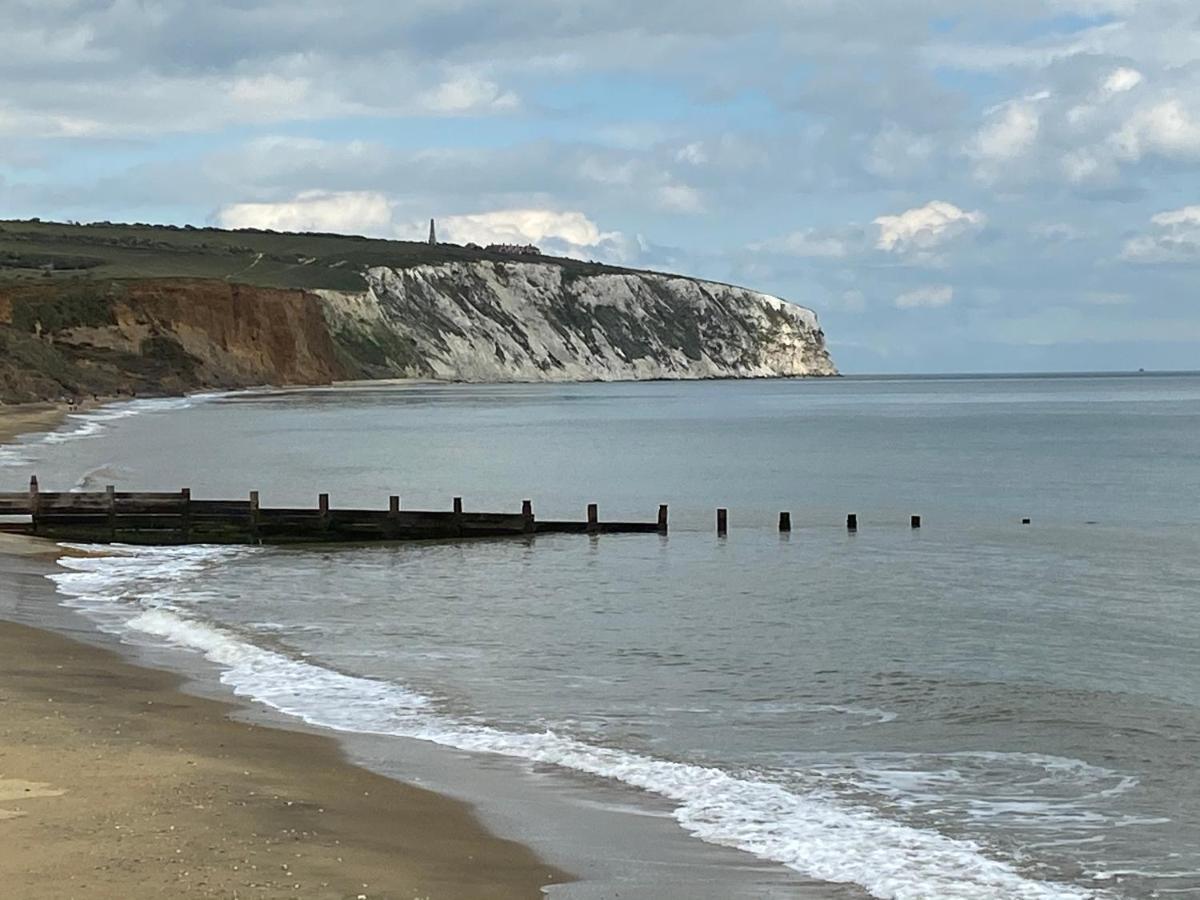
left=5, top=374, right=1200, bottom=899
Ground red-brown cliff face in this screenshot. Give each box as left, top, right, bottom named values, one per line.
left=0, top=279, right=348, bottom=403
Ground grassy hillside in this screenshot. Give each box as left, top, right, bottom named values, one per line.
left=0, top=218, right=636, bottom=292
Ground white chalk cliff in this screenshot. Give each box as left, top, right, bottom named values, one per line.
left=317, top=261, right=837, bottom=382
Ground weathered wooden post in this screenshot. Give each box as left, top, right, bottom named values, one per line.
left=249, top=490, right=260, bottom=542
left=522, top=499, right=535, bottom=534
left=657, top=504, right=669, bottom=534
left=910, top=514, right=921, bottom=529
left=29, top=476, right=39, bottom=536
left=779, top=511, right=792, bottom=533
left=318, top=493, right=330, bottom=534
left=388, top=495, right=400, bottom=539
left=846, top=513, right=858, bottom=531
left=717, top=507, right=728, bottom=535
left=453, top=496, right=464, bottom=536
left=180, top=488, right=191, bottom=543
left=587, top=503, right=599, bottom=535
left=103, top=484, right=116, bottom=541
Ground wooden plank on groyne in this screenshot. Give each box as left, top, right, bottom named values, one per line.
left=0, top=481, right=669, bottom=546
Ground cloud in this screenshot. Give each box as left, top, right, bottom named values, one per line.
left=759, top=228, right=853, bottom=259
left=873, top=201, right=986, bottom=257
left=414, top=209, right=617, bottom=249
left=894, top=284, right=954, bottom=309
left=1103, top=67, right=1143, bottom=94
left=655, top=183, right=706, bottom=213
left=968, top=99, right=1043, bottom=179
left=416, top=72, right=520, bottom=114
left=215, top=190, right=395, bottom=235
left=1120, top=205, right=1200, bottom=263
left=1111, top=99, right=1200, bottom=163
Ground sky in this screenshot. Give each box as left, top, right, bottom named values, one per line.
left=3, top=1, right=1200, bottom=373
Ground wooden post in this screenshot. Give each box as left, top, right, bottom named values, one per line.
left=29, top=476, right=39, bottom=535
left=180, top=488, right=191, bottom=543
left=717, top=508, right=728, bottom=535
left=522, top=499, right=534, bottom=534
left=106, top=485, right=116, bottom=541
left=249, top=490, right=260, bottom=542
left=453, top=497, right=463, bottom=536
left=657, top=504, right=668, bottom=534
left=587, top=503, right=599, bottom=535
left=910, top=514, right=921, bottom=529
left=779, top=511, right=792, bottom=532
left=846, top=513, right=858, bottom=531
left=388, top=495, right=400, bottom=539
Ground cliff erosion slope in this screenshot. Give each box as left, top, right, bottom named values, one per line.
left=0, top=261, right=835, bottom=404
left=319, top=262, right=836, bottom=382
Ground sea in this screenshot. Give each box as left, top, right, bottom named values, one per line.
left=2, top=373, right=1199, bottom=900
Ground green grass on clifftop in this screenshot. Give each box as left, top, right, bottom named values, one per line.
left=0, top=219, right=640, bottom=292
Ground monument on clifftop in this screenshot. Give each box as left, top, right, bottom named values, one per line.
left=428, top=219, right=437, bottom=246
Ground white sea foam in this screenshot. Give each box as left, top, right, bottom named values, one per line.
left=48, top=545, right=1107, bottom=900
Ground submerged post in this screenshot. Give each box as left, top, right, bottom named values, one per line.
left=453, top=496, right=464, bottom=536
left=522, top=499, right=534, bottom=534
left=657, top=504, right=669, bottom=534
left=106, top=484, right=115, bottom=541
left=318, top=493, right=330, bottom=533
left=389, top=495, right=401, bottom=514
left=29, top=476, right=39, bottom=535
left=587, top=503, right=599, bottom=535
left=846, top=513, right=858, bottom=531
left=779, top=511, right=792, bottom=533
left=717, top=507, right=728, bottom=536
left=910, top=514, right=921, bottom=529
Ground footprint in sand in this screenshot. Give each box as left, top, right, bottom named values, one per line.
left=0, top=776, right=66, bottom=820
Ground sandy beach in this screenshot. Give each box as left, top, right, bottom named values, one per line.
left=0, top=613, right=565, bottom=899
left=0, top=403, right=567, bottom=899
left=0, top=401, right=72, bottom=446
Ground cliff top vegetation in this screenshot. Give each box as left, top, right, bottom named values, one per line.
left=0, top=218, right=641, bottom=293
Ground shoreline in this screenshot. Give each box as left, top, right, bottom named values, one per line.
left=0, top=404, right=571, bottom=898
left=0, top=541, right=569, bottom=899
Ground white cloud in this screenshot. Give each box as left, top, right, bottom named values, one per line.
left=973, top=101, right=1041, bottom=159
left=766, top=228, right=851, bottom=259
left=864, top=123, right=936, bottom=181
left=675, top=142, right=707, bottom=165
left=894, top=285, right=954, bottom=309
left=421, top=209, right=617, bottom=249
left=1103, top=67, right=1143, bottom=94
left=215, top=190, right=395, bottom=235
left=417, top=73, right=520, bottom=115
left=1120, top=205, right=1200, bottom=263
left=655, top=183, right=706, bottom=214
left=874, top=201, right=986, bottom=257
left=1111, top=99, right=1200, bottom=162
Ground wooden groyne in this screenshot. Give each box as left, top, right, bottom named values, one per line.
left=0, top=478, right=666, bottom=546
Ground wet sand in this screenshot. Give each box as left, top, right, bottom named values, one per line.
left=0, top=593, right=567, bottom=899
left=0, top=401, right=71, bottom=446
